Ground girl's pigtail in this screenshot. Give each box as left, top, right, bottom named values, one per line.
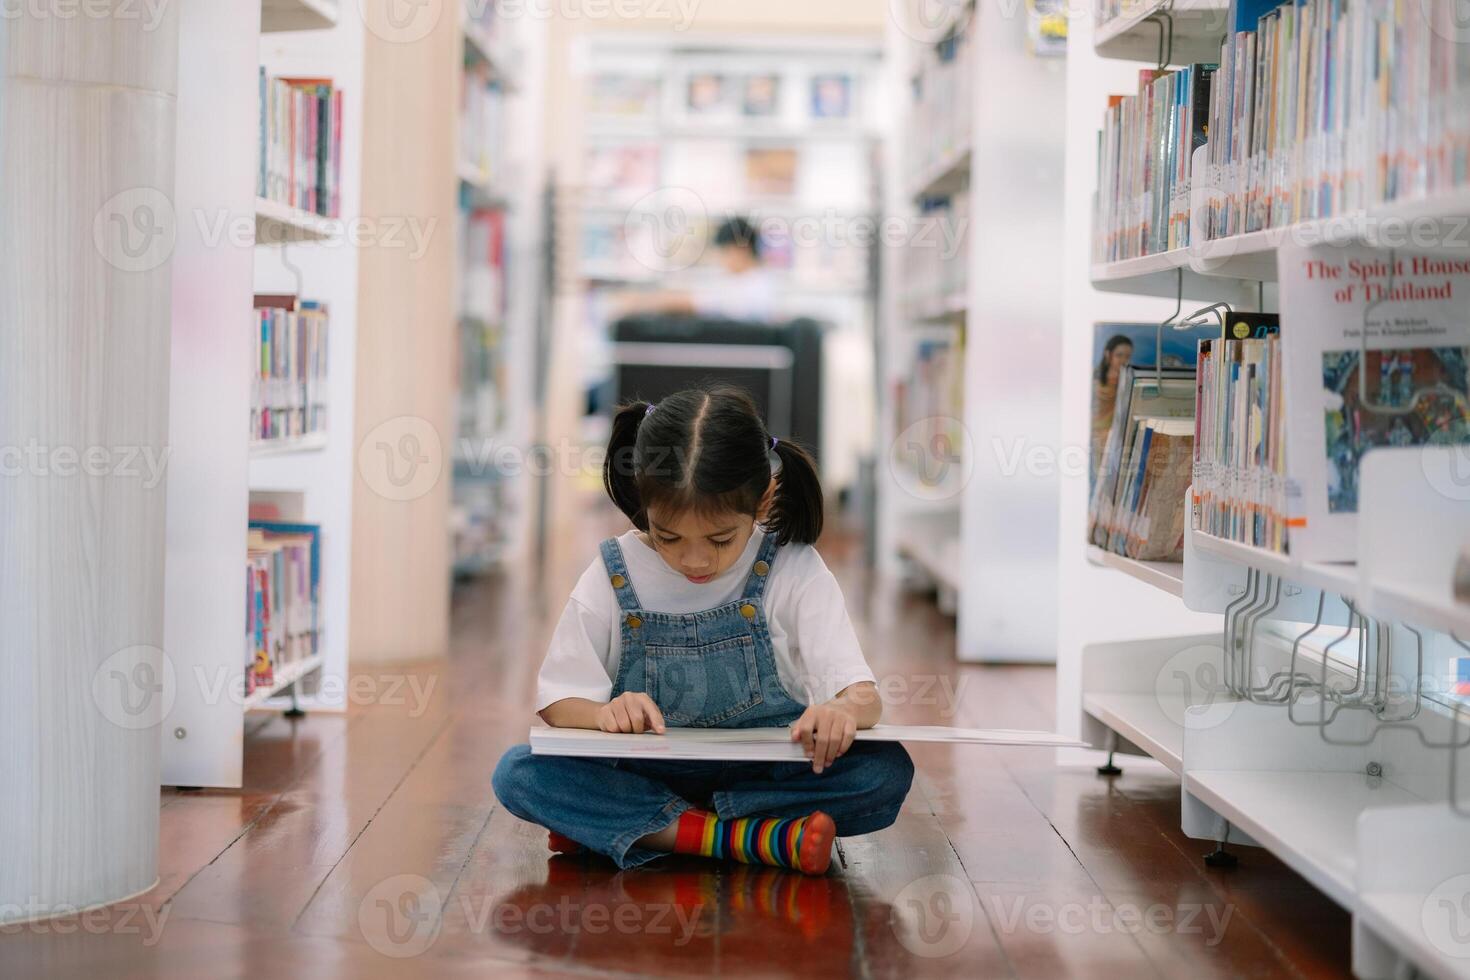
left=603, top=401, right=652, bottom=529
left=767, top=438, right=824, bottom=545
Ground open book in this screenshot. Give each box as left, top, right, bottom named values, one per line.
left=529, top=724, right=1087, bottom=761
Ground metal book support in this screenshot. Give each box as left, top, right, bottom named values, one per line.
left=1144, top=0, right=1176, bottom=70
left=1218, top=579, right=1470, bottom=804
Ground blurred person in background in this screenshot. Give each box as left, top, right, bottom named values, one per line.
left=619, top=216, right=777, bottom=323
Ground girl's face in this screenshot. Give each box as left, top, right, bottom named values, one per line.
left=645, top=507, right=760, bottom=584
left=1109, top=343, right=1133, bottom=373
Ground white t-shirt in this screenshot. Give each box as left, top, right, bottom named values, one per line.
left=535, top=529, right=875, bottom=712
left=690, top=268, right=778, bottom=323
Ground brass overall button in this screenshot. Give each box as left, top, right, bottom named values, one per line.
left=739, top=603, right=757, bottom=619
left=610, top=574, right=627, bottom=589
left=626, top=614, right=642, bottom=628
left=753, top=560, right=770, bottom=576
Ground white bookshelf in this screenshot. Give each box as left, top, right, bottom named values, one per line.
left=260, top=0, right=338, bottom=34
left=162, top=1, right=362, bottom=788
left=449, top=4, right=546, bottom=576
left=1063, top=9, right=1470, bottom=979
left=880, top=0, right=1067, bottom=663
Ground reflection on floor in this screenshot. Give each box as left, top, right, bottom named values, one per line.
left=0, top=498, right=1351, bottom=978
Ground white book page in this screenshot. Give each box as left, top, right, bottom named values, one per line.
left=529, top=724, right=1086, bottom=760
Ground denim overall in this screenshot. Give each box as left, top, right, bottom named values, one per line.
left=492, top=532, right=914, bottom=869
left=602, top=532, right=806, bottom=730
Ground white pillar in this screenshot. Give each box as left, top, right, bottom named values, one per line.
left=0, top=3, right=180, bottom=921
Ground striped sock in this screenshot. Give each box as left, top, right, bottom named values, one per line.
left=672, top=808, right=835, bottom=875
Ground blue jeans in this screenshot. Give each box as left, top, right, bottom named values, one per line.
left=492, top=741, right=915, bottom=869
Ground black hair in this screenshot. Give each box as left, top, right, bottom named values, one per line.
left=602, top=386, right=823, bottom=545
left=713, top=217, right=761, bottom=259
left=1096, top=334, right=1134, bottom=385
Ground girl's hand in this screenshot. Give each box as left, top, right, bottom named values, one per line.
left=596, top=692, right=666, bottom=734
left=789, top=702, right=858, bottom=774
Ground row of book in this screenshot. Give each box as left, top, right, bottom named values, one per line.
left=1093, top=64, right=1213, bottom=263
left=461, top=62, right=506, bottom=184
left=1201, top=0, right=1470, bottom=242
left=905, top=10, right=974, bottom=195
left=1192, top=330, right=1287, bottom=550
left=245, top=521, right=321, bottom=697
left=1089, top=241, right=1470, bottom=564
left=1088, top=320, right=1221, bottom=560
left=251, top=298, right=329, bottom=446
left=258, top=69, right=344, bottom=218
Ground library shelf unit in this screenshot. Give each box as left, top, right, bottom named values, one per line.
left=449, top=4, right=545, bottom=578
left=881, top=0, right=1067, bottom=663
left=253, top=196, right=338, bottom=244
left=1092, top=0, right=1229, bottom=64
left=261, top=0, right=338, bottom=34
left=1064, top=8, right=1470, bottom=977
left=161, top=0, right=362, bottom=788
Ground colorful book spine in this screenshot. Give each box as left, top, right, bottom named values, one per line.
left=251, top=300, right=330, bottom=445
left=258, top=72, right=344, bottom=218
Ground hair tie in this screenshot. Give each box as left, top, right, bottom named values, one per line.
left=770, top=437, right=779, bottom=451
left=645, top=404, right=656, bottom=416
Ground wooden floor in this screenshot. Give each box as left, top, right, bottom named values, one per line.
left=1, top=499, right=1353, bottom=979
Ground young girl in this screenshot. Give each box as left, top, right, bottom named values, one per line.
left=493, top=387, right=913, bottom=875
